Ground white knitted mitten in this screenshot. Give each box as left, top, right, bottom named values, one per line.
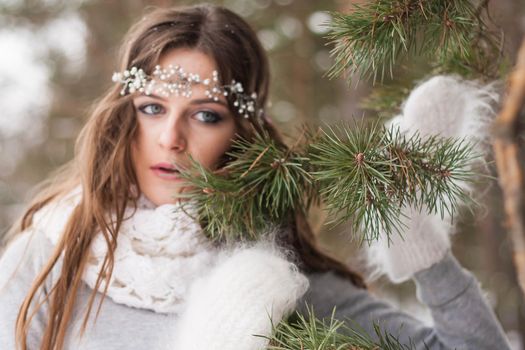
left=366, top=75, right=498, bottom=283
left=169, top=243, right=309, bottom=350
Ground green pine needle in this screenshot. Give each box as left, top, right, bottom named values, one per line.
left=326, top=0, right=502, bottom=84
left=225, top=131, right=315, bottom=219
left=176, top=129, right=316, bottom=242
left=308, top=121, right=399, bottom=243
left=176, top=122, right=482, bottom=244
left=307, top=121, right=481, bottom=243
left=263, top=305, right=417, bottom=350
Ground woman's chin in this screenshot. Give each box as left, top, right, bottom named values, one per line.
left=142, top=185, right=191, bottom=206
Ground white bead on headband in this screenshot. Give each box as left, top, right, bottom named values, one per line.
left=112, top=64, right=262, bottom=119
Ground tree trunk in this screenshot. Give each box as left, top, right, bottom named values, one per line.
left=492, top=38, right=525, bottom=296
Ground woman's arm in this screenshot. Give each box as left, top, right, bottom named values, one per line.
left=296, top=74, right=507, bottom=349
left=298, top=252, right=510, bottom=350
left=0, top=230, right=50, bottom=349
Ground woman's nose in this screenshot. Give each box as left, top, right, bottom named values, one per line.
left=158, top=114, right=187, bottom=151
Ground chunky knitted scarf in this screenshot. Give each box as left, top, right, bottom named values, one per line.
left=32, top=189, right=309, bottom=349
left=33, top=188, right=218, bottom=314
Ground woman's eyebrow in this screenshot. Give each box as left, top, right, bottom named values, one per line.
left=135, top=94, right=167, bottom=101
left=135, top=95, right=228, bottom=107
left=189, top=98, right=228, bottom=107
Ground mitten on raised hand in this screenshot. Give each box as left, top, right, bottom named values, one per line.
left=169, top=242, right=309, bottom=350
left=367, top=75, right=498, bottom=283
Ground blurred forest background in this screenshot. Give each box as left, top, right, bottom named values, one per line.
left=1, top=0, right=524, bottom=348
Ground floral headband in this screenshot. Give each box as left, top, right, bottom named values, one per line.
left=112, top=64, right=263, bottom=119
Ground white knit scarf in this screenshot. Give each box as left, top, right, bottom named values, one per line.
left=33, top=188, right=218, bottom=314
left=32, top=189, right=309, bottom=350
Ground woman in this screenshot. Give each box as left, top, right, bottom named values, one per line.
left=0, top=3, right=510, bottom=350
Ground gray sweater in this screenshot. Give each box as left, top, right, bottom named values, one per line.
left=0, top=229, right=510, bottom=349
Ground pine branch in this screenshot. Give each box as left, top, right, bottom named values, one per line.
left=176, top=129, right=317, bottom=242
left=224, top=131, right=316, bottom=219
left=307, top=122, right=401, bottom=242
left=326, top=0, right=503, bottom=84
left=263, top=305, right=416, bottom=350
left=175, top=156, right=263, bottom=241
left=308, top=122, right=480, bottom=243
left=176, top=122, right=480, bottom=244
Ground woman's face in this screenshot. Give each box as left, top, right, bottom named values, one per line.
left=131, top=48, right=238, bottom=205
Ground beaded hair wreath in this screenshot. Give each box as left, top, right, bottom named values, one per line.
left=112, top=64, right=262, bottom=119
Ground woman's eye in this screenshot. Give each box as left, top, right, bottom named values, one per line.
left=194, top=110, right=222, bottom=124
left=138, top=103, right=165, bottom=115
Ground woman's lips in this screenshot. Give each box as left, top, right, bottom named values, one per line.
left=151, top=163, right=183, bottom=181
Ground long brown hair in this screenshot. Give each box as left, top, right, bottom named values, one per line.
left=11, top=4, right=364, bottom=350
